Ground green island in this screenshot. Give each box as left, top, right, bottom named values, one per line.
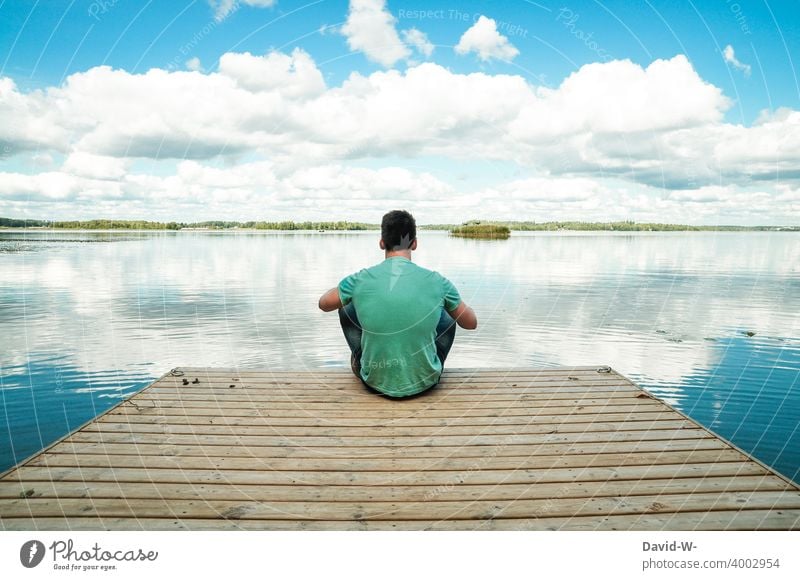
left=1, top=217, right=798, bottom=232
left=450, top=224, right=511, bottom=239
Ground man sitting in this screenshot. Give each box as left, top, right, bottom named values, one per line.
left=318, top=210, right=477, bottom=398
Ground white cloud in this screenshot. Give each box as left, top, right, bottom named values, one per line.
left=0, top=160, right=455, bottom=217
left=455, top=15, right=519, bottom=62
left=0, top=171, right=81, bottom=201
left=509, top=55, right=728, bottom=147
left=218, top=48, right=325, bottom=97
left=1, top=49, right=798, bottom=223
left=0, top=53, right=732, bottom=165
left=341, top=0, right=410, bottom=67
left=208, top=0, right=276, bottom=22
left=3, top=156, right=797, bottom=225
left=185, top=57, right=202, bottom=72
left=62, top=152, right=129, bottom=180
left=0, top=52, right=779, bottom=181
left=723, top=44, right=751, bottom=77
left=402, top=28, right=434, bottom=58
left=0, top=77, right=70, bottom=152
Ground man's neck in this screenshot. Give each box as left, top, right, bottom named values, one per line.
left=385, top=250, right=412, bottom=261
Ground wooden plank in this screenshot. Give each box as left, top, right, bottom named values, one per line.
left=153, top=382, right=630, bottom=392
left=142, top=385, right=639, bottom=399
left=167, top=370, right=615, bottom=382
left=173, top=367, right=608, bottom=376
left=125, top=398, right=666, bottom=412
left=146, top=379, right=633, bottom=390
left=64, top=427, right=712, bottom=448
left=0, top=475, right=788, bottom=503
left=2, top=490, right=799, bottom=520
left=113, top=401, right=665, bottom=418
left=151, top=376, right=634, bottom=388
left=104, top=409, right=681, bottom=427
left=4, top=510, right=799, bottom=531
left=147, top=377, right=632, bottom=388
left=135, top=395, right=644, bottom=408
left=3, top=462, right=770, bottom=487
left=154, top=369, right=625, bottom=385
left=46, top=437, right=731, bottom=459
left=83, top=419, right=696, bottom=438
left=19, top=447, right=753, bottom=473
left=126, top=392, right=648, bottom=412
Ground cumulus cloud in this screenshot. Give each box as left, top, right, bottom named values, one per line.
left=455, top=15, right=519, bottom=62
left=341, top=0, right=410, bottom=67
left=218, top=48, right=325, bottom=97
left=0, top=77, right=70, bottom=153
left=0, top=171, right=80, bottom=202
left=545, top=55, right=728, bottom=132
left=0, top=160, right=453, bottom=217
left=4, top=157, right=794, bottom=224
left=1, top=48, right=798, bottom=223
left=62, top=152, right=129, bottom=181
left=185, top=57, right=202, bottom=72
left=402, top=28, right=434, bottom=58
left=0, top=52, right=781, bottom=178
left=208, top=0, right=276, bottom=22
left=723, top=45, right=751, bottom=77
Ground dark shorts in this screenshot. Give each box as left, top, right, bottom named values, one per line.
left=338, top=302, right=457, bottom=399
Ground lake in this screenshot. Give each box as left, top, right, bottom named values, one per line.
left=0, top=229, right=798, bottom=483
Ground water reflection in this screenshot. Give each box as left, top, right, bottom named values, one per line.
left=0, top=230, right=798, bottom=481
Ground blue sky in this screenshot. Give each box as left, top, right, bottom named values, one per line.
left=1, top=0, right=799, bottom=223
left=4, top=1, right=798, bottom=120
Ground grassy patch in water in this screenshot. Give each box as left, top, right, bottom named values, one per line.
left=450, top=223, right=511, bottom=239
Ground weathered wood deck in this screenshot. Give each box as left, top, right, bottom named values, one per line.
left=1, top=366, right=799, bottom=530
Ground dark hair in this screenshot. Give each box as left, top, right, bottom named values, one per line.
left=381, top=210, right=416, bottom=251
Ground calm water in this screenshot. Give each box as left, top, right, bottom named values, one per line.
left=0, top=230, right=798, bottom=482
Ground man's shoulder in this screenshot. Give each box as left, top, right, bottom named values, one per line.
left=418, top=264, right=449, bottom=283
left=346, top=259, right=389, bottom=275
left=401, top=261, right=453, bottom=283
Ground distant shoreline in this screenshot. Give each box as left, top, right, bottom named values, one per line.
left=1, top=218, right=798, bottom=232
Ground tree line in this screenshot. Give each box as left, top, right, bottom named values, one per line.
left=456, top=220, right=796, bottom=232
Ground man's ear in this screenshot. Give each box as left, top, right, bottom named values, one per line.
left=411, top=238, right=418, bottom=251
left=379, top=239, right=386, bottom=250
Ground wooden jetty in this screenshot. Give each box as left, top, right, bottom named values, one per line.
left=1, top=366, right=799, bottom=530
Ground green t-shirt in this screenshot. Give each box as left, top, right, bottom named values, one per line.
left=338, top=256, right=462, bottom=397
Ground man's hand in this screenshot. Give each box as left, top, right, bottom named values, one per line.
left=448, top=301, right=478, bottom=330
left=318, top=287, right=343, bottom=312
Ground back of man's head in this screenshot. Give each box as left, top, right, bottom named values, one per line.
left=381, top=210, right=416, bottom=251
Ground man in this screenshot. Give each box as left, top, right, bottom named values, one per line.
left=318, top=210, right=477, bottom=398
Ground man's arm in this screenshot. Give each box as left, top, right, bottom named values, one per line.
left=448, top=300, right=477, bottom=330
left=318, top=287, right=343, bottom=312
